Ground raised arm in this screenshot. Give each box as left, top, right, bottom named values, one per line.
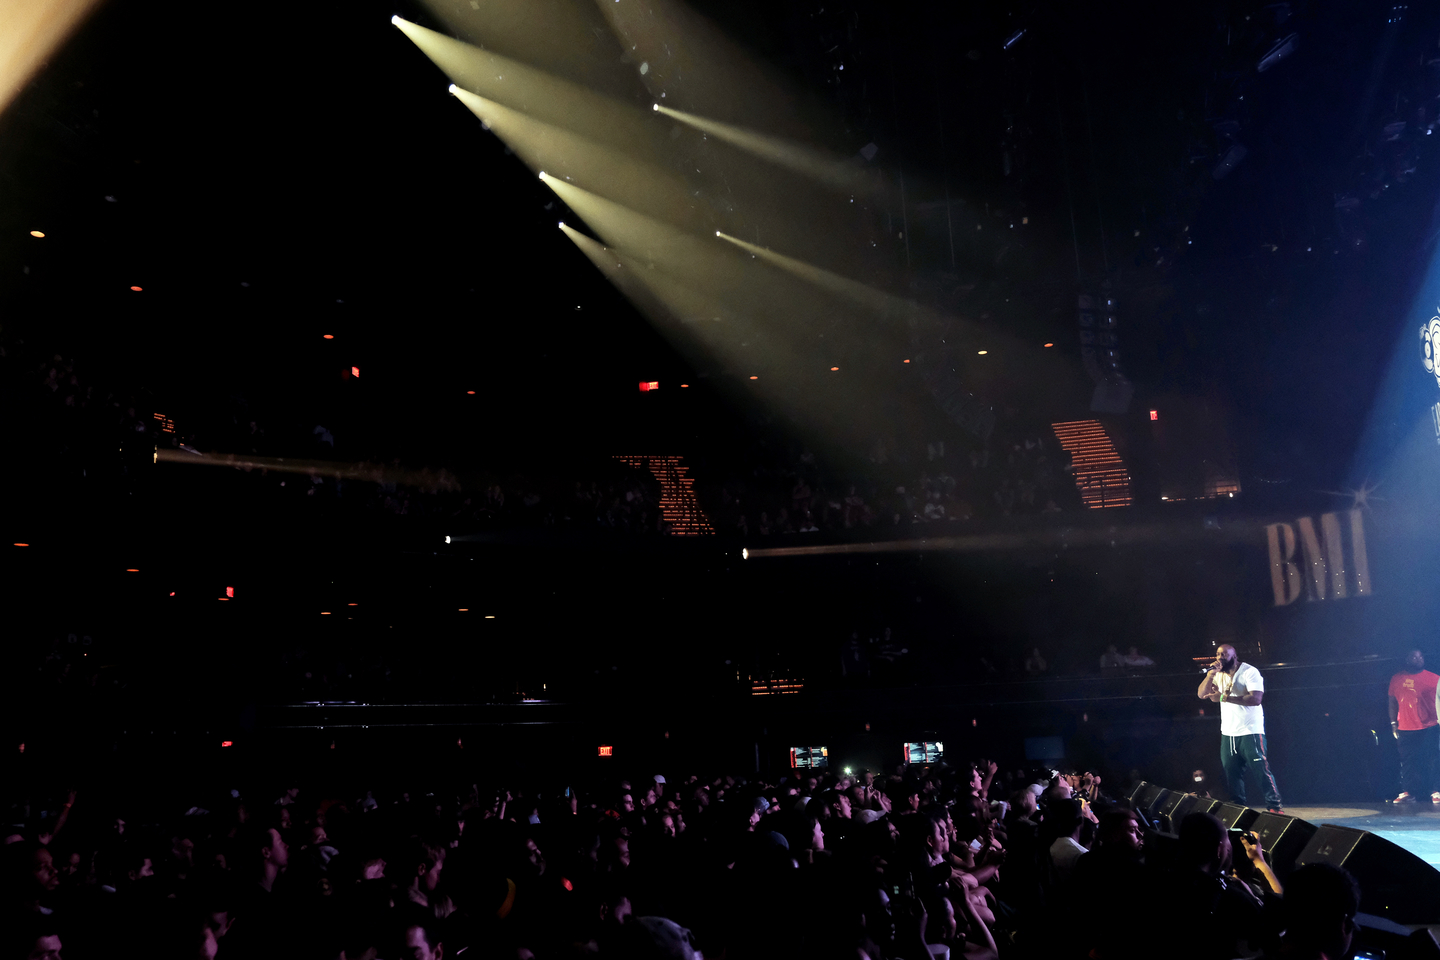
left=1198, top=668, right=1222, bottom=701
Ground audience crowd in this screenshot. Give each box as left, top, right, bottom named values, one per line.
left=8, top=335, right=1087, bottom=544
left=704, top=422, right=1081, bottom=542
left=1, top=757, right=1376, bottom=960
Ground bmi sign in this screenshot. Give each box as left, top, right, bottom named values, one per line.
left=1264, top=510, right=1371, bottom=606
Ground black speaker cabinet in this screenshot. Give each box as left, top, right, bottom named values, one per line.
left=1134, top=783, right=1171, bottom=817
left=1212, top=802, right=1258, bottom=831
left=1171, top=795, right=1219, bottom=822
left=1246, top=812, right=1316, bottom=878
left=1296, top=824, right=1440, bottom=925
left=1157, top=791, right=1188, bottom=820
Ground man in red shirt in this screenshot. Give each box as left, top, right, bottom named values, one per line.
left=1388, top=648, right=1440, bottom=802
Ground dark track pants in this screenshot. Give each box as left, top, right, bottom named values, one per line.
left=1397, top=725, right=1440, bottom=797
left=1221, top=733, right=1282, bottom=808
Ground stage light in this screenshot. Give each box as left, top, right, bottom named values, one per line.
left=1044, top=342, right=1054, bottom=347
left=351, top=366, right=360, bottom=377
left=742, top=548, right=749, bottom=559
left=680, top=383, right=689, bottom=387
left=13, top=543, right=27, bottom=547
left=458, top=608, right=468, bottom=612
left=29, top=230, right=43, bottom=238
left=749, top=375, right=758, bottom=379
left=348, top=603, right=358, bottom=606
left=485, top=615, right=495, bottom=618
left=903, top=359, right=910, bottom=363
left=390, top=14, right=401, bottom=24
left=226, top=586, right=233, bottom=597
left=445, top=536, right=452, bottom=543
left=538, top=171, right=546, bottom=179
left=653, top=103, right=659, bottom=111
left=126, top=568, right=139, bottom=572
left=321, top=611, right=331, bottom=615
left=129, top=285, right=142, bottom=292
left=977, top=350, right=988, bottom=355
left=830, top=366, right=839, bottom=371
left=447, top=83, right=457, bottom=94
left=716, top=231, right=721, bottom=237
left=466, top=390, right=475, bottom=394
left=323, top=334, right=334, bottom=339
left=221, top=740, right=233, bottom=747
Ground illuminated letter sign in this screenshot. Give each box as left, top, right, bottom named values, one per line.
left=1420, top=312, right=1440, bottom=442
left=1265, top=510, right=1371, bottom=606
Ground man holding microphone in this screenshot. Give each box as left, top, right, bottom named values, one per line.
left=1198, top=644, right=1284, bottom=813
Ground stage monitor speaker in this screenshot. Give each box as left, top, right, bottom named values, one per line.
left=1171, top=795, right=1218, bottom=822
left=1126, top=781, right=1149, bottom=803
left=1135, top=783, right=1170, bottom=816
left=1247, top=812, right=1316, bottom=878
left=1157, top=791, right=1188, bottom=819
left=1296, top=824, right=1440, bottom=925
left=1212, top=802, right=1258, bottom=831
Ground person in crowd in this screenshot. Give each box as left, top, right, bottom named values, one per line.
left=1023, top=647, right=1048, bottom=674
left=4, top=918, right=63, bottom=960
left=1387, top=647, right=1440, bottom=802
left=1100, top=643, right=1124, bottom=671
left=1158, top=811, right=1276, bottom=960
left=401, top=913, right=446, bottom=960
left=1121, top=645, right=1155, bottom=667
left=1198, top=643, right=1284, bottom=813
left=1069, top=807, right=1148, bottom=957
left=1263, top=863, right=1359, bottom=960
left=1045, top=797, right=1090, bottom=881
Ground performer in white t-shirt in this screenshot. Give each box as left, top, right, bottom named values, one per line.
left=1197, top=644, right=1284, bottom=813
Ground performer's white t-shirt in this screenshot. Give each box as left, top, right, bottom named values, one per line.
left=1217, top=663, right=1265, bottom=736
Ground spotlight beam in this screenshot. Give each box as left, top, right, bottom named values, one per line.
left=414, top=0, right=635, bottom=98
left=557, top=223, right=812, bottom=387
left=450, top=86, right=700, bottom=231
left=715, top=231, right=910, bottom=320
left=655, top=104, right=869, bottom=194
left=2, top=0, right=104, bottom=118
left=155, top=448, right=461, bottom=490
left=394, top=18, right=666, bottom=166
left=742, top=516, right=1291, bottom=559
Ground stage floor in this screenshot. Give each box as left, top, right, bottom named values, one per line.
left=1286, top=803, right=1440, bottom=866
